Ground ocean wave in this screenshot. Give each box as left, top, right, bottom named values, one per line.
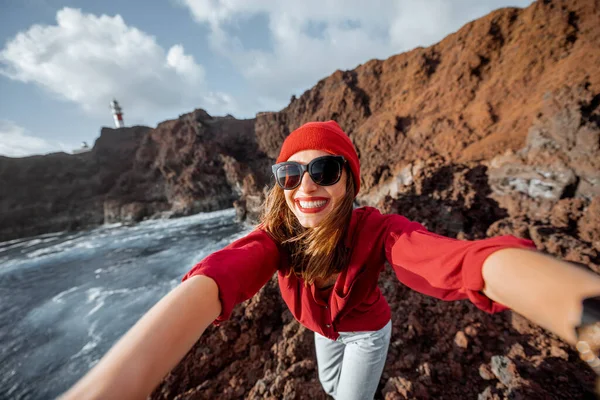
left=52, top=286, right=81, bottom=304
left=70, top=320, right=102, bottom=361
left=0, top=230, right=65, bottom=247
left=26, top=238, right=79, bottom=258
left=139, top=208, right=236, bottom=230
left=85, top=286, right=148, bottom=317
left=184, top=225, right=252, bottom=267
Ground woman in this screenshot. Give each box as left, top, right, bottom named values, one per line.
left=63, top=121, right=600, bottom=399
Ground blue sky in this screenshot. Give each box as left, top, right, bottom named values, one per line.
left=0, top=0, right=533, bottom=157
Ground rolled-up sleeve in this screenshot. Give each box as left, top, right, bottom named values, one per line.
left=182, top=229, right=280, bottom=324
left=384, top=214, right=536, bottom=313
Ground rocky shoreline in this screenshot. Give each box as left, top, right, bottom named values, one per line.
left=0, top=110, right=270, bottom=242
left=0, top=126, right=150, bottom=241
left=1, top=0, right=599, bottom=397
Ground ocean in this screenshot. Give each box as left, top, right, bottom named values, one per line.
left=0, top=209, right=250, bottom=399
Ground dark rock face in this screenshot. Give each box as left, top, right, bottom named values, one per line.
left=150, top=0, right=600, bottom=399
left=0, top=126, right=150, bottom=241
left=106, top=109, right=270, bottom=222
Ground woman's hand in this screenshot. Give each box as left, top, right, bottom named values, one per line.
left=482, top=248, right=600, bottom=344
left=60, top=275, right=221, bottom=400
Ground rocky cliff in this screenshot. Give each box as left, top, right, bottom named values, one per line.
left=0, top=110, right=271, bottom=242
left=0, top=126, right=150, bottom=241
left=104, top=109, right=270, bottom=223
left=151, top=0, right=600, bottom=398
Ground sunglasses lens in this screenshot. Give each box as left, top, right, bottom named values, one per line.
left=276, top=164, right=302, bottom=189
left=310, top=157, right=341, bottom=186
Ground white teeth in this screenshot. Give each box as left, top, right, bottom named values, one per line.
left=298, top=200, right=327, bottom=209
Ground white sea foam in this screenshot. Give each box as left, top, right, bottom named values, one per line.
left=185, top=225, right=252, bottom=267
left=85, top=286, right=147, bottom=317
left=1, top=238, right=25, bottom=246
left=37, top=231, right=65, bottom=239
left=101, top=222, right=124, bottom=229
left=52, top=286, right=80, bottom=304
left=74, top=240, right=99, bottom=250
left=0, top=239, right=32, bottom=253
left=6, top=383, right=19, bottom=397
left=86, top=292, right=104, bottom=316
left=1, top=230, right=64, bottom=246
left=23, top=239, right=43, bottom=247
left=168, top=278, right=180, bottom=290
left=26, top=238, right=79, bottom=258
left=140, top=208, right=236, bottom=230
left=70, top=321, right=102, bottom=360
left=85, top=287, right=103, bottom=303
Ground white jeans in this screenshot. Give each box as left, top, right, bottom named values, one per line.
left=314, top=320, right=392, bottom=400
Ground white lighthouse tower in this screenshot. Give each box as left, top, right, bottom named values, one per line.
left=110, top=99, right=124, bottom=128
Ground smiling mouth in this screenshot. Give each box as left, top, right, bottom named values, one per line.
left=295, top=199, right=329, bottom=214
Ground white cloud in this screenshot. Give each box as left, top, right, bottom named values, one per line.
left=0, top=120, right=69, bottom=157
left=181, top=0, right=534, bottom=110
left=0, top=8, right=236, bottom=123
left=166, top=44, right=205, bottom=84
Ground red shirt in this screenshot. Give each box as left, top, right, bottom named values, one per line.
left=182, top=206, right=535, bottom=340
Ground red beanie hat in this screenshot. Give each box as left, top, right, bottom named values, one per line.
left=276, top=120, right=361, bottom=195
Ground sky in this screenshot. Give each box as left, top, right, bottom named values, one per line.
left=0, top=0, right=534, bottom=157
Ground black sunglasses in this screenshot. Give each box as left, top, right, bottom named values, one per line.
left=272, top=155, right=346, bottom=190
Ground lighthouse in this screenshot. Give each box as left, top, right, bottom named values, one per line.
left=110, top=99, right=124, bottom=128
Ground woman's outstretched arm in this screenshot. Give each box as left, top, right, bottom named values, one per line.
left=482, top=248, right=600, bottom=344
left=383, top=210, right=600, bottom=344
left=61, top=275, right=221, bottom=400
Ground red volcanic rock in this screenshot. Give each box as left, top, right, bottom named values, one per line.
left=486, top=85, right=600, bottom=271
left=252, top=0, right=599, bottom=202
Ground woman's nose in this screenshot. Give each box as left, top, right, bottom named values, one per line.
left=298, top=171, right=318, bottom=192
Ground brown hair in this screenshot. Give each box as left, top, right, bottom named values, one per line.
left=260, top=167, right=355, bottom=285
